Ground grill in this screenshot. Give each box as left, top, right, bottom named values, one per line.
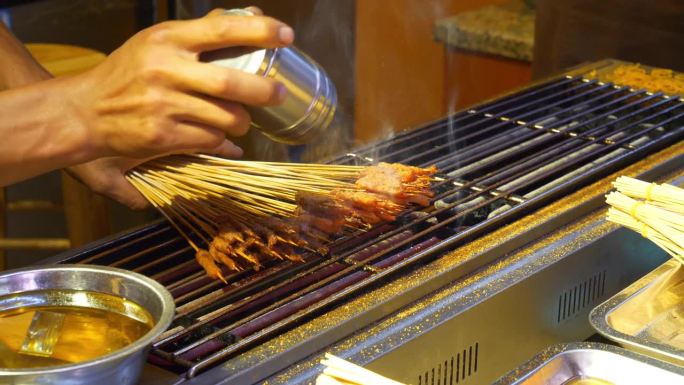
left=42, top=60, right=684, bottom=385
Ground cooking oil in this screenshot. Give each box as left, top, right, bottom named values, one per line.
left=0, top=289, right=154, bottom=369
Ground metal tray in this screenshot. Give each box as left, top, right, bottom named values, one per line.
left=590, top=259, right=684, bottom=366
left=493, top=342, right=684, bottom=385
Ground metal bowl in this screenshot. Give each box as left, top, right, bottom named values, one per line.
left=494, top=342, right=684, bottom=385
left=0, top=264, right=174, bottom=385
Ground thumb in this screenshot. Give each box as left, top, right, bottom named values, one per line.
left=111, top=174, right=150, bottom=210
left=206, top=139, right=244, bottom=158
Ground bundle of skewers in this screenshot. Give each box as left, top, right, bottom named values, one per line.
left=606, top=176, right=684, bottom=264
left=316, top=353, right=407, bottom=385
left=126, top=154, right=437, bottom=282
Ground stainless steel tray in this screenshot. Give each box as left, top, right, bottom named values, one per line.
left=493, top=342, right=684, bottom=385
left=590, top=259, right=684, bottom=366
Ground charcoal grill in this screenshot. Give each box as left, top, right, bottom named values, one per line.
left=41, top=60, right=684, bottom=385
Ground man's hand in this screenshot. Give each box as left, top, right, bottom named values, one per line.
left=66, top=141, right=243, bottom=210
left=66, top=157, right=149, bottom=210
left=71, top=12, right=294, bottom=160
left=65, top=11, right=293, bottom=209
left=0, top=10, right=294, bottom=208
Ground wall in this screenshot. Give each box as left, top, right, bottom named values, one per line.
left=355, top=0, right=511, bottom=143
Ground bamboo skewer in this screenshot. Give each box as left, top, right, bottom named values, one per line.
left=126, top=154, right=438, bottom=280
left=606, top=176, right=684, bottom=265
left=607, top=207, right=684, bottom=264
left=317, top=354, right=407, bottom=385
left=612, top=176, right=684, bottom=213
left=125, top=156, right=368, bottom=266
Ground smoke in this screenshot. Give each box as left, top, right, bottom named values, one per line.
left=357, top=1, right=461, bottom=165
left=179, top=1, right=463, bottom=166
left=445, top=51, right=463, bottom=170
left=293, top=0, right=355, bottom=163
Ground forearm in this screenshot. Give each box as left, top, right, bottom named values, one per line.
left=0, top=76, right=95, bottom=185
left=0, top=22, right=51, bottom=90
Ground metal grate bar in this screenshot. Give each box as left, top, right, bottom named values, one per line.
left=480, top=79, right=602, bottom=121
left=378, top=84, right=643, bottom=169
left=331, top=76, right=579, bottom=165
left=76, top=226, right=177, bottom=265
left=370, top=80, right=617, bottom=167
left=466, top=97, right=681, bottom=189
left=152, top=226, right=395, bottom=345
left=162, top=231, right=414, bottom=356
left=186, top=237, right=444, bottom=377
left=467, top=76, right=579, bottom=116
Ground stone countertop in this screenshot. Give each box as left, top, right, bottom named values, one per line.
left=434, top=0, right=535, bottom=62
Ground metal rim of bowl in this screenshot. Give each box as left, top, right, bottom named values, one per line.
left=0, top=264, right=175, bottom=375
left=493, top=342, right=684, bottom=385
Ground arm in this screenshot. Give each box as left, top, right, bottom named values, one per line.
left=0, top=12, right=294, bottom=208
left=0, top=22, right=51, bottom=89
left=0, top=76, right=95, bottom=185
left=0, top=22, right=89, bottom=185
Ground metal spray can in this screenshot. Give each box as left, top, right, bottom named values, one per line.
left=202, top=9, right=337, bottom=145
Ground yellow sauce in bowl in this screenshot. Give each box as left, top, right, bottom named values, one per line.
left=0, top=290, right=154, bottom=369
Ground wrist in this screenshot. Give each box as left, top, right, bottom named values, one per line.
left=0, top=76, right=100, bottom=185
left=61, top=70, right=111, bottom=162
left=31, top=75, right=101, bottom=165
left=0, top=62, right=52, bottom=90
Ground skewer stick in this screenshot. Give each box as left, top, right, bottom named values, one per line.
left=613, top=176, right=684, bottom=213
left=606, top=192, right=684, bottom=247
left=606, top=177, right=684, bottom=265
left=127, top=154, right=438, bottom=277
left=607, top=208, right=684, bottom=264
left=318, top=354, right=406, bottom=385
left=127, top=175, right=203, bottom=251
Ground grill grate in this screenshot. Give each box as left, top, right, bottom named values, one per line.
left=53, top=74, right=684, bottom=379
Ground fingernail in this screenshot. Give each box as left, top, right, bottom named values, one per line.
left=243, top=6, right=262, bottom=15
left=277, top=84, right=288, bottom=103
left=230, top=143, right=244, bottom=157
left=279, top=26, right=294, bottom=44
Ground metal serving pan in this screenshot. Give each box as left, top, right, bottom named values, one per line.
left=493, top=342, right=684, bottom=385
left=590, top=259, right=684, bottom=366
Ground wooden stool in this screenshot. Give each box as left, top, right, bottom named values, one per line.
left=0, top=44, right=109, bottom=269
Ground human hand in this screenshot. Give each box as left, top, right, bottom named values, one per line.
left=70, top=10, right=294, bottom=160
left=65, top=157, right=149, bottom=210
left=66, top=140, right=243, bottom=210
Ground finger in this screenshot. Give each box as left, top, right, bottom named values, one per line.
left=67, top=160, right=150, bottom=210
left=113, top=157, right=149, bottom=172
left=206, top=8, right=226, bottom=17
left=169, top=121, right=244, bottom=154
left=170, top=93, right=251, bottom=136
left=205, top=139, right=244, bottom=158
left=110, top=176, right=150, bottom=210
left=171, top=61, right=287, bottom=106
left=165, top=15, right=294, bottom=52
